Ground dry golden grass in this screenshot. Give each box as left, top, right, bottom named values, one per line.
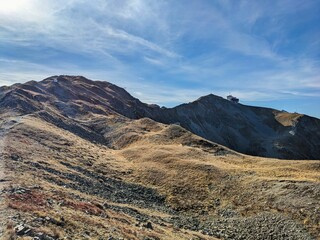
left=1, top=114, right=319, bottom=239
left=274, top=111, right=303, bottom=126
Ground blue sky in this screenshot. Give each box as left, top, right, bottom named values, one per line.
left=0, top=0, right=319, bottom=117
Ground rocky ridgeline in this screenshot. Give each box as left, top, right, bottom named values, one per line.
left=0, top=75, right=319, bottom=159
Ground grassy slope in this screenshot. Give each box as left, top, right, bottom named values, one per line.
left=1, top=114, right=319, bottom=239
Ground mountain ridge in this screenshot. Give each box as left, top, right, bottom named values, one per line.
left=0, top=75, right=319, bottom=159
left=1, top=75, right=320, bottom=239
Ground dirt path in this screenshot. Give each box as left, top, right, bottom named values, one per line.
left=0, top=122, right=8, bottom=238
left=0, top=116, right=22, bottom=238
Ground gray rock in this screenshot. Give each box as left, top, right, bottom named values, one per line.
left=142, top=221, right=153, bottom=230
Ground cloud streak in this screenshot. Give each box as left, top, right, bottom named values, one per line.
left=0, top=0, right=319, bottom=116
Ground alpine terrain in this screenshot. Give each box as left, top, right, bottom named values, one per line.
left=0, top=75, right=319, bottom=240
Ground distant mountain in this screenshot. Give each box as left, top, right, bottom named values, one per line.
left=1, top=75, right=319, bottom=159
left=149, top=95, right=320, bottom=160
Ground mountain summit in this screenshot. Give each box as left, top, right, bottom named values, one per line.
left=1, top=75, right=319, bottom=159
left=1, top=75, right=319, bottom=239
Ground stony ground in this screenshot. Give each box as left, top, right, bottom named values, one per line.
left=0, top=115, right=19, bottom=239
left=0, top=113, right=319, bottom=239
left=0, top=124, right=6, bottom=238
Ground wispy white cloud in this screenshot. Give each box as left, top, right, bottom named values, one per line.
left=98, top=25, right=178, bottom=58
left=143, top=56, right=166, bottom=66
left=0, top=0, right=177, bottom=60
left=0, top=0, right=319, bottom=116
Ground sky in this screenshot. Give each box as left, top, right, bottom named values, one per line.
left=0, top=0, right=319, bottom=117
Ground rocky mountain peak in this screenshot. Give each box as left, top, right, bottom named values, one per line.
left=0, top=76, right=319, bottom=159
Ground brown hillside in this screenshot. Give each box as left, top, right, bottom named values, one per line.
left=0, top=113, right=319, bottom=239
